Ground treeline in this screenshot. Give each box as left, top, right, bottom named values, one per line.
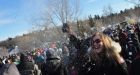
left=0, top=6, right=140, bottom=51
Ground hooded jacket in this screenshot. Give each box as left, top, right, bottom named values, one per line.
left=41, top=49, right=68, bottom=75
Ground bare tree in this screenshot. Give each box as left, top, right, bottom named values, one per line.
left=42, top=0, right=80, bottom=27
left=27, top=0, right=81, bottom=46
left=88, top=15, right=95, bottom=28
left=102, top=5, right=115, bottom=25
left=28, top=0, right=81, bottom=46
left=102, top=4, right=114, bottom=17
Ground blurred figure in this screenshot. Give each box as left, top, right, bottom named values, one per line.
left=129, top=52, right=140, bottom=75
left=134, top=23, right=140, bottom=42
left=41, top=49, right=68, bottom=75
left=35, top=52, right=44, bottom=70
left=118, top=29, right=128, bottom=59
left=65, top=23, right=91, bottom=74
left=0, top=58, right=4, bottom=69
left=69, top=66, right=78, bottom=75
left=0, top=57, right=20, bottom=75
left=62, top=43, right=69, bottom=67
left=17, top=53, right=41, bottom=75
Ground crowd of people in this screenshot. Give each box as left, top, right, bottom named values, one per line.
left=0, top=21, right=140, bottom=75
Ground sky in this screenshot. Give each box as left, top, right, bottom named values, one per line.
left=0, top=0, right=135, bottom=41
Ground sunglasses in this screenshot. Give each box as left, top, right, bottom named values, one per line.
left=92, top=39, right=102, bottom=44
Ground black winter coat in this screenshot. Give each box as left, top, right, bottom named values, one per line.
left=17, top=61, right=38, bottom=75
left=78, top=56, right=128, bottom=75
left=41, top=58, right=68, bottom=75
left=129, top=53, right=140, bottom=75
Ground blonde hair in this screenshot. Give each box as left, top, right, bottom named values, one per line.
left=90, top=32, right=123, bottom=63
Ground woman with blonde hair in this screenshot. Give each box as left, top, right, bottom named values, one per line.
left=86, top=32, right=128, bottom=75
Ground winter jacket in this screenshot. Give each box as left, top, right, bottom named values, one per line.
left=0, top=63, right=20, bottom=75
left=129, top=52, right=140, bottom=75
left=41, top=49, right=68, bottom=75
left=78, top=56, right=128, bottom=75
left=41, top=58, right=68, bottom=75
left=17, top=61, right=40, bottom=75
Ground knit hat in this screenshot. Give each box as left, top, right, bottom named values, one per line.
left=46, top=48, right=61, bottom=60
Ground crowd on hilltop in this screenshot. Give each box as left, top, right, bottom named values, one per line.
left=0, top=21, right=140, bottom=75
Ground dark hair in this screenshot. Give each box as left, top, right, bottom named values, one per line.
left=20, top=53, right=28, bottom=62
